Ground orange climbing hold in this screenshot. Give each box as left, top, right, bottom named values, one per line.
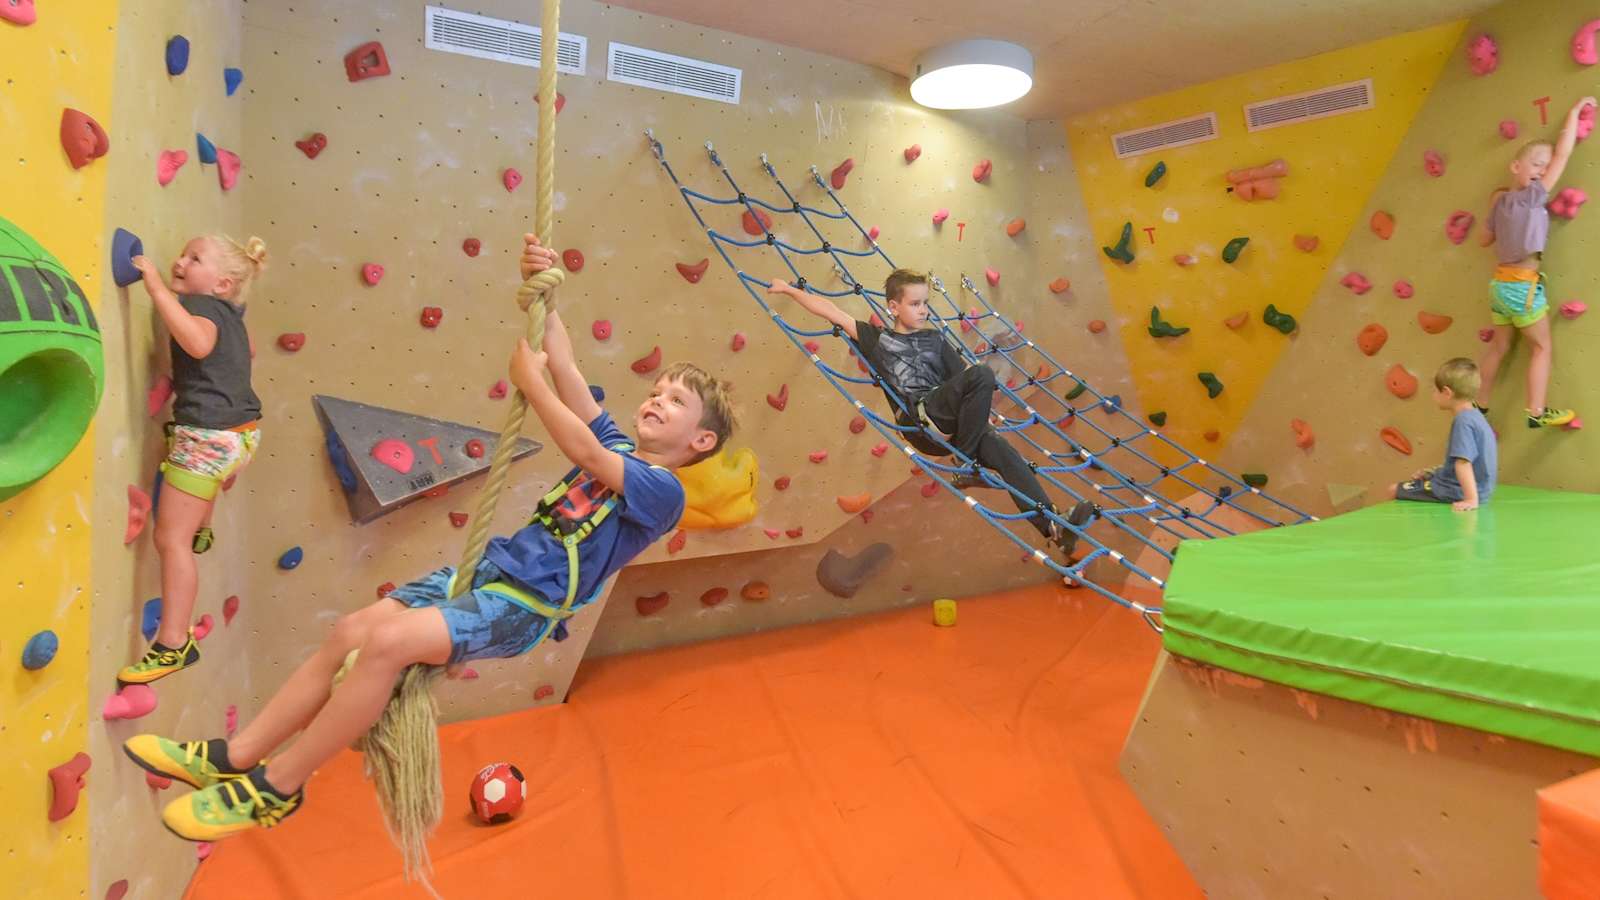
left=808, top=450, right=828, bottom=464
left=740, top=581, right=771, bottom=601
left=1370, top=210, right=1396, bottom=240
left=1418, top=311, right=1453, bottom=334
left=836, top=492, right=872, bottom=514
left=667, top=530, right=687, bottom=554
left=1224, top=312, right=1248, bottom=330
left=1173, top=254, right=1198, bottom=267
left=1380, top=426, right=1413, bottom=455
left=1049, top=277, right=1070, bottom=294
left=1294, top=234, right=1320, bottom=252
left=676, top=258, right=710, bottom=283
left=1005, top=217, right=1026, bottom=237
left=1204, top=430, right=1220, bottom=442
left=1357, top=323, right=1388, bottom=356
left=1386, top=364, right=1418, bottom=399
left=1290, top=418, right=1315, bottom=450
left=1088, top=320, right=1106, bottom=334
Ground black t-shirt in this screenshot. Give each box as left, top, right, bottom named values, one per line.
left=171, top=294, right=261, bottom=429
left=854, top=319, right=964, bottom=415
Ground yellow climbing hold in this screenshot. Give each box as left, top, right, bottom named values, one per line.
left=932, top=598, right=957, bottom=627
left=675, top=446, right=760, bottom=529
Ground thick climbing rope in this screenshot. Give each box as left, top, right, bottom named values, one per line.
left=336, top=0, right=567, bottom=885
left=646, top=135, right=1316, bottom=631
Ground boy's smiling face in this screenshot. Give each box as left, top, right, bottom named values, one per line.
left=1512, top=144, right=1553, bottom=188
left=635, top=376, right=716, bottom=466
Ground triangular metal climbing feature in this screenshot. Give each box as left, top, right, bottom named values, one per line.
left=312, top=394, right=542, bottom=525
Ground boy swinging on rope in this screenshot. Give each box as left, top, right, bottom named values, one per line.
left=123, top=236, right=736, bottom=841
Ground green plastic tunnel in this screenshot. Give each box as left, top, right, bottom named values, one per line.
left=0, top=216, right=106, bottom=501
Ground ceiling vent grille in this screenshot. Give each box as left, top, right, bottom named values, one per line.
left=1111, top=113, right=1218, bottom=159
left=1244, top=79, right=1374, bottom=132
left=424, top=6, right=586, bottom=74
left=606, top=42, right=741, bottom=105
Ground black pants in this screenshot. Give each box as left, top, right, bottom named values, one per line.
left=911, top=365, right=1054, bottom=538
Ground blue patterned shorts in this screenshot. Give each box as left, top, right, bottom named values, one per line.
left=388, top=562, right=554, bottom=664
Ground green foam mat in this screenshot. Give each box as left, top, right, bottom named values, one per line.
left=1162, top=486, right=1600, bottom=757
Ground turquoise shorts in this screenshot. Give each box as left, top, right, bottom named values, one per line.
left=1488, top=272, right=1547, bottom=328
left=388, top=563, right=555, bottom=664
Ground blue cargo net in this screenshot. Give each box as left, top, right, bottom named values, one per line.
left=646, top=132, right=1316, bottom=631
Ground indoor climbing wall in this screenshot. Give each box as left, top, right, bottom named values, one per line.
left=1065, top=23, right=1465, bottom=477
left=1, top=6, right=118, bottom=899
left=229, top=0, right=1118, bottom=727
left=1223, top=0, right=1600, bottom=509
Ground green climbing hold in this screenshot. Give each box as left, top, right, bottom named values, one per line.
left=1148, top=411, right=1168, bottom=427
left=1147, top=306, right=1190, bottom=339
left=1221, top=237, right=1249, bottom=264
left=1262, top=304, right=1297, bottom=335
left=1102, top=222, right=1135, bottom=264
left=1144, top=161, right=1167, bottom=188
left=1198, top=371, right=1224, bottom=399
left=1241, top=473, right=1269, bottom=488
left=1065, top=382, right=1088, bottom=401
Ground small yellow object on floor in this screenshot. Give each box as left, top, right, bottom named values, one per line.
left=932, top=598, right=957, bottom=627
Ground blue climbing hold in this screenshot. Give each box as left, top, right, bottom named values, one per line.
left=111, top=228, right=145, bottom=288
left=278, top=546, right=304, bottom=570
left=196, top=133, right=218, bottom=165
left=551, top=621, right=569, bottom=642
left=324, top=430, right=357, bottom=493
left=151, top=467, right=165, bottom=518
left=224, top=67, right=244, bottom=96
left=1102, top=394, right=1122, bottom=412
left=141, top=598, right=162, bottom=642
left=166, top=36, right=191, bottom=77
left=22, top=630, right=59, bottom=671
left=588, top=384, right=606, bottom=403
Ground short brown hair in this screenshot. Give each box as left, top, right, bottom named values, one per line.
left=1517, top=139, right=1554, bottom=161
left=884, top=268, right=928, bottom=304
left=660, top=361, right=737, bottom=464
left=1434, top=357, right=1481, bottom=399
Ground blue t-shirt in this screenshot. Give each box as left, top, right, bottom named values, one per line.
left=483, top=411, right=685, bottom=606
left=1431, top=408, right=1497, bottom=502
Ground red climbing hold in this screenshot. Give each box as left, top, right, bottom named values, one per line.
left=700, top=587, right=729, bottom=607
left=535, top=90, right=566, bottom=114
left=1446, top=211, right=1475, bottom=245
left=730, top=332, right=746, bottom=351
left=664, top=529, right=688, bottom=555
left=193, top=614, right=214, bottom=640
left=1417, top=311, right=1453, bottom=334
left=867, top=226, right=880, bottom=241
left=145, top=771, right=172, bottom=790
left=420, top=306, right=443, bottom=328
left=1386, top=364, right=1419, bottom=399
left=60, top=109, right=110, bottom=170
left=126, top=486, right=151, bottom=545
left=631, top=346, right=663, bottom=374
left=371, top=438, right=415, bottom=473
left=774, top=475, right=791, bottom=491
left=534, top=684, right=555, bottom=701
left=741, top=582, right=771, bottom=602
left=904, top=144, right=922, bottom=163
left=1088, top=320, right=1106, bottom=334
left=1224, top=312, right=1248, bottom=330
left=344, top=41, right=391, bottom=81
left=808, top=450, right=828, bottom=464
left=464, top=438, right=486, bottom=459
left=223, top=595, right=240, bottom=625
left=972, top=158, right=992, bottom=182
left=766, top=384, right=789, bottom=412
left=803, top=340, right=820, bottom=354
left=361, top=263, right=383, bottom=286
left=1394, top=280, right=1414, bottom=299
left=157, top=149, right=188, bottom=186
left=1560, top=300, right=1588, bottom=319
left=590, top=320, right=611, bottom=341
left=216, top=149, right=242, bottom=191
left=375, top=582, right=396, bottom=599
left=1357, top=323, right=1388, bottom=356
left=449, top=511, right=468, bottom=528
left=1423, top=150, right=1446, bottom=177
left=786, top=527, right=804, bottom=539
left=830, top=157, right=855, bottom=189
left=1379, top=426, right=1413, bottom=456
left=1049, top=278, right=1070, bottom=294
left=1204, top=430, right=1220, bottom=442
left=461, top=237, right=481, bottom=257
left=562, top=249, right=584, bottom=272
left=837, top=492, right=871, bottom=514
left=932, top=208, right=950, bottom=225
left=1341, top=273, right=1372, bottom=295
left=1005, top=217, right=1026, bottom=237
left=860, top=510, right=874, bottom=524
left=741, top=208, right=773, bottom=235
left=676, top=258, right=710, bottom=283
left=635, top=591, right=669, bottom=616
left=985, top=267, right=1000, bottom=287
left=920, top=481, right=939, bottom=498
left=849, top=415, right=866, bottom=434
left=870, top=313, right=885, bottom=328
left=147, top=374, right=173, bottom=417
left=1293, top=234, right=1320, bottom=253
left=870, top=442, right=889, bottom=457
left=1478, top=327, right=1496, bottom=343
left=295, top=132, right=327, bottom=159
left=502, top=168, right=522, bottom=192
left=48, top=753, right=92, bottom=822
left=274, top=332, right=306, bottom=352
left=1173, top=254, right=1198, bottom=267
left=1290, top=418, right=1315, bottom=450
left=1370, top=210, right=1396, bottom=240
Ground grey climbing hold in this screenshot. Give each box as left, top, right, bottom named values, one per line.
left=816, top=543, right=895, bottom=599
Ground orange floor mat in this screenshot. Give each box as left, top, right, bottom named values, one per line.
left=186, top=583, right=1199, bottom=899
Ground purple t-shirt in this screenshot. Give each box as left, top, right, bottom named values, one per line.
left=1487, top=181, right=1549, bottom=265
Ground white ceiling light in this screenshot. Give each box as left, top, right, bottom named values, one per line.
left=910, top=39, right=1034, bottom=110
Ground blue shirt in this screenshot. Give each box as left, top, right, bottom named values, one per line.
left=484, top=411, right=685, bottom=606
left=1432, top=408, right=1497, bottom=502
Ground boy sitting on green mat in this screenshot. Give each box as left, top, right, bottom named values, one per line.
left=1387, top=358, right=1497, bottom=512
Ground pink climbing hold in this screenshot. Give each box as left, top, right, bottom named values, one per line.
left=1560, top=300, right=1588, bottom=319
left=371, top=438, right=414, bottom=473
left=766, top=384, right=789, bottom=412
left=1394, top=280, right=1415, bottom=299
left=1478, top=327, right=1496, bottom=343
left=1173, top=254, right=1198, bottom=267
left=1579, top=103, right=1597, bottom=142
left=808, top=450, right=828, bottom=464
left=786, top=527, right=804, bottom=540
left=920, top=481, right=939, bottom=499
left=774, top=475, right=791, bottom=491
left=193, top=613, right=213, bottom=640
left=1446, top=211, right=1475, bottom=245
left=295, top=132, right=327, bottom=159
left=730, top=332, right=746, bottom=351
left=223, top=595, right=240, bottom=625
left=147, top=374, right=173, bottom=417
left=361, top=263, right=383, bottom=286
left=462, top=238, right=481, bottom=257
left=196, top=843, right=213, bottom=861
left=860, top=510, right=874, bottom=524
left=125, top=486, right=151, bottom=545
left=985, top=267, right=1000, bottom=287
left=502, top=168, right=522, bottom=192
left=145, top=771, right=172, bottom=791
left=631, top=345, right=662, bottom=374
left=224, top=704, right=238, bottom=737
left=157, top=150, right=188, bottom=186
left=216, top=149, right=241, bottom=191
left=591, top=320, right=611, bottom=341
left=1565, top=418, right=1584, bottom=431
left=0, top=0, right=37, bottom=25
left=762, top=528, right=781, bottom=540
left=1466, top=33, right=1498, bottom=76
left=1341, top=272, right=1373, bottom=295
left=803, top=340, right=820, bottom=354
left=932, top=208, right=949, bottom=225
left=487, top=379, right=507, bottom=399
left=830, top=157, right=855, bottom=189
left=1423, top=150, right=1446, bottom=177
left=534, top=684, right=555, bottom=700
left=457, top=667, right=480, bottom=680
left=1499, top=119, right=1519, bottom=140
left=741, top=208, right=773, bottom=236
left=867, top=226, right=880, bottom=241
left=903, top=144, right=922, bottom=163
left=1573, top=18, right=1600, bottom=65
left=870, top=442, right=889, bottom=457
left=1548, top=188, right=1587, bottom=220
left=103, top=684, right=158, bottom=721
left=972, top=158, right=992, bottom=183
left=535, top=90, right=566, bottom=114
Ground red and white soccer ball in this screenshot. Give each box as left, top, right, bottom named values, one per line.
left=468, top=762, right=527, bottom=824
